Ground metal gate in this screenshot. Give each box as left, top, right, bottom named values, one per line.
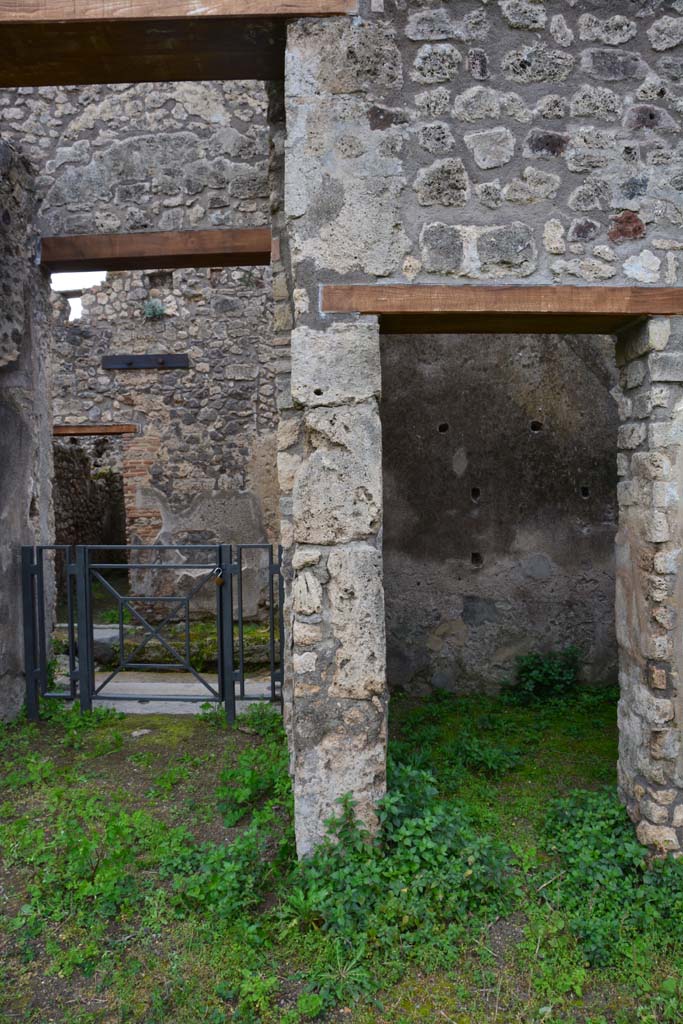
left=21, top=543, right=284, bottom=723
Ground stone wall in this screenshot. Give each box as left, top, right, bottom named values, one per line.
left=52, top=265, right=279, bottom=613
left=615, top=316, right=683, bottom=853
left=286, top=4, right=683, bottom=290
left=0, top=80, right=279, bottom=618
left=279, top=2, right=683, bottom=850
left=382, top=331, right=620, bottom=692
left=0, top=141, right=53, bottom=721
left=53, top=441, right=126, bottom=551
left=0, top=81, right=270, bottom=234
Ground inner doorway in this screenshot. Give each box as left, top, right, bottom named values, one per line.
left=380, top=330, right=620, bottom=697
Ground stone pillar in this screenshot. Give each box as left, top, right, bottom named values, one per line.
left=0, top=141, right=53, bottom=721
left=279, top=319, right=388, bottom=857
left=616, top=316, right=683, bottom=852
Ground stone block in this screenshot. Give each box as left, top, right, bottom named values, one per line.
left=648, top=17, right=683, bottom=52
left=278, top=417, right=301, bottom=453
left=654, top=549, right=681, bottom=574
left=624, top=359, right=646, bottom=390
left=500, top=0, right=546, bottom=30
left=618, top=423, right=646, bottom=449
left=411, top=44, right=462, bottom=84
left=634, top=685, right=674, bottom=726
left=291, top=322, right=381, bottom=409
left=463, top=127, right=515, bottom=169
left=648, top=576, right=671, bottom=603
left=641, top=798, right=670, bottom=824
left=650, top=352, right=683, bottom=382
left=649, top=421, right=683, bottom=448
left=327, top=543, right=386, bottom=700
left=652, top=605, right=676, bottom=629
left=624, top=251, right=662, bottom=285
left=631, top=452, right=672, bottom=480
left=293, top=651, right=318, bottom=674
left=413, top=158, right=469, bottom=207
left=616, top=319, right=671, bottom=366
left=406, top=8, right=454, bottom=41
left=579, top=14, right=637, bottom=46
left=292, top=702, right=387, bottom=856
left=476, top=222, right=537, bottom=277
left=293, top=402, right=382, bottom=546
left=651, top=728, right=681, bottom=760
left=581, top=48, right=648, bottom=82
left=636, top=821, right=679, bottom=851
left=502, top=44, right=574, bottom=83
left=503, top=168, right=560, bottom=204
left=292, top=547, right=322, bottom=571
left=420, top=222, right=465, bottom=274
left=292, top=571, right=323, bottom=617
left=652, top=481, right=679, bottom=507
left=293, top=620, right=322, bottom=646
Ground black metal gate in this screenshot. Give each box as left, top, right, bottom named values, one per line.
left=21, top=543, right=284, bottom=723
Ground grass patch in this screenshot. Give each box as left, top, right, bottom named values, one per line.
left=2, top=675, right=683, bottom=1023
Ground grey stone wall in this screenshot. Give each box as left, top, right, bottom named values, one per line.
left=615, top=316, right=683, bottom=853
left=0, top=141, right=53, bottom=721
left=0, top=80, right=279, bottom=618
left=280, top=1, right=683, bottom=850
left=0, top=82, right=270, bottom=234
left=286, top=4, right=683, bottom=290
left=382, top=331, right=620, bottom=692
left=52, top=266, right=279, bottom=613
left=53, top=441, right=126, bottom=551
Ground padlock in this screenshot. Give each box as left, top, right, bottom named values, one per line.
left=213, top=567, right=225, bottom=587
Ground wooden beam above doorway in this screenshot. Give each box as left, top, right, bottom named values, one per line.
left=41, top=227, right=273, bottom=273
left=0, top=1, right=357, bottom=86
left=53, top=424, right=138, bottom=436
left=321, top=284, right=683, bottom=335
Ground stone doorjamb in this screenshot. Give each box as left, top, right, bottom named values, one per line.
left=277, top=316, right=388, bottom=857
left=615, top=315, right=683, bottom=853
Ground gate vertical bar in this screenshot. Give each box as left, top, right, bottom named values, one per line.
left=236, top=546, right=245, bottom=699
left=65, top=548, right=78, bottom=698
left=75, top=545, right=93, bottom=712
left=22, top=546, right=39, bottom=721
left=35, top=547, right=48, bottom=695
left=268, top=545, right=277, bottom=703
left=218, top=543, right=236, bottom=725
left=278, top=544, right=285, bottom=695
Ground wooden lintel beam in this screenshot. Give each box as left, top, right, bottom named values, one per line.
left=42, top=227, right=272, bottom=273
left=0, top=1, right=356, bottom=86
left=54, top=424, right=138, bottom=436
left=0, top=1, right=357, bottom=21
left=321, top=285, right=683, bottom=335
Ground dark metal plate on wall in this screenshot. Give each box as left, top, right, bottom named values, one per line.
left=102, top=354, right=190, bottom=370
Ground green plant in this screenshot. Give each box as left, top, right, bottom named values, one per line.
left=217, top=704, right=291, bottom=826
left=99, top=606, right=132, bottom=625
left=503, top=646, right=581, bottom=704
left=296, top=991, right=324, bottom=1019
left=540, top=789, right=683, bottom=970
left=143, top=298, right=166, bottom=319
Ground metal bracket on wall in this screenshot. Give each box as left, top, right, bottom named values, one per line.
left=102, top=354, right=190, bottom=370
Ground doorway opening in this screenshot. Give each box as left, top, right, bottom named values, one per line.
left=381, top=331, right=620, bottom=698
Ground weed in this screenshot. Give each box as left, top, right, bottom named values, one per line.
left=503, top=646, right=581, bottom=704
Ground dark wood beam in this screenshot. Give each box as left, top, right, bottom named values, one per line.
left=0, top=2, right=357, bottom=20
left=321, top=285, right=683, bottom=335
left=54, top=424, right=138, bottom=436
left=42, top=227, right=272, bottom=272
left=0, top=1, right=356, bottom=86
